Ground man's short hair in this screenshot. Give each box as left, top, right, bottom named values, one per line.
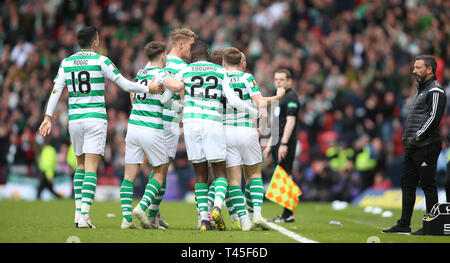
left=170, top=28, right=198, bottom=44
left=415, top=54, right=437, bottom=74
left=190, top=40, right=209, bottom=62
left=210, top=49, right=224, bottom=65
left=223, top=47, right=242, bottom=66
left=275, top=68, right=292, bottom=79
left=77, top=26, right=98, bottom=49
left=240, top=52, right=246, bottom=63
left=144, top=41, right=167, bottom=61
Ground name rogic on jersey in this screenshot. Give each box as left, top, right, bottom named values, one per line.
left=54, top=51, right=121, bottom=123
left=176, top=61, right=227, bottom=124
left=129, top=66, right=169, bottom=130
left=223, top=71, right=260, bottom=128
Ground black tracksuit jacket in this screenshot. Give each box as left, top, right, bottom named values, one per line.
left=402, top=76, right=446, bottom=150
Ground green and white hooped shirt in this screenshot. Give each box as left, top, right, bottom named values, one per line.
left=53, top=51, right=121, bottom=123
left=46, top=51, right=149, bottom=124
left=129, top=66, right=170, bottom=130
left=176, top=61, right=226, bottom=124
left=223, top=71, right=260, bottom=128
left=163, top=55, right=187, bottom=124
left=176, top=61, right=260, bottom=124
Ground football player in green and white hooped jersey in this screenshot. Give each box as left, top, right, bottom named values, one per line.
left=143, top=28, right=198, bottom=229
left=174, top=40, right=262, bottom=231
left=119, top=41, right=184, bottom=230
left=222, top=47, right=285, bottom=231
left=38, top=26, right=164, bottom=229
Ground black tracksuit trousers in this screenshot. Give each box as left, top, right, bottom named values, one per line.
left=446, top=161, right=450, bottom=202
left=399, top=141, right=441, bottom=226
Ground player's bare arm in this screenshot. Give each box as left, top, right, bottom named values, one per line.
left=252, top=88, right=286, bottom=108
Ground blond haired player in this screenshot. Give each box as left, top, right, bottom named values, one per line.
left=142, top=28, right=198, bottom=229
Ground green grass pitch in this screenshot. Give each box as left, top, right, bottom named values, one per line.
left=0, top=199, right=449, bottom=243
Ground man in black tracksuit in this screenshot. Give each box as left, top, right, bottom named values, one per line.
left=383, top=55, right=446, bottom=235
left=263, top=69, right=299, bottom=223
left=445, top=144, right=450, bottom=202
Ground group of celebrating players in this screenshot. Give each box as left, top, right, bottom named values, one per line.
left=39, top=26, right=289, bottom=231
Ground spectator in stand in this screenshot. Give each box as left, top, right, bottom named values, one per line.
left=371, top=172, right=393, bottom=190
left=332, top=161, right=361, bottom=202
left=36, top=139, right=62, bottom=200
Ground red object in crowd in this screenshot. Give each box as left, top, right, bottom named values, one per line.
left=17, top=128, right=36, bottom=163
left=97, top=166, right=119, bottom=186
left=372, top=180, right=393, bottom=190
left=436, top=56, right=444, bottom=84
left=317, top=130, right=339, bottom=155
left=392, top=124, right=404, bottom=156
left=297, top=131, right=310, bottom=165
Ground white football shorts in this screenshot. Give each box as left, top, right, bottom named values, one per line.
left=125, top=124, right=168, bottom=167
left=163, top=122, right=180, bottom=159
left=183, top=121, right=226, bottom=163
left=224, top=126, right=262, bottom=168
left=69, top=121, right=107, bottom=156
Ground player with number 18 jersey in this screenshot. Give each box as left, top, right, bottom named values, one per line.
left=49, top=51, right=150, bottom=156
left=43, top=27, right=153, bottom=229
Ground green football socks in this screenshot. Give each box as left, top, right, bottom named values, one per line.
left=120, top=179, right=134, bottom=222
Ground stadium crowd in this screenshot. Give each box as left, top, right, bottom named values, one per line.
left=0, top=0, right=449, bottom=202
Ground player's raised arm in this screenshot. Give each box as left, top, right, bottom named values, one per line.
left=160, top=89, right=175, bottom=106
left=155, top=74, right=183, bottom=113
left=252, top=87, right=285, bottom=108
left=160, top=69, right=185, bottom=112
left=160, top=76, right=185, bottom=92
left=160, top=90, right=183, bottom=113
left=222, top=73, right=260, bottom=119
left=101, top=58, right=163, bottom=94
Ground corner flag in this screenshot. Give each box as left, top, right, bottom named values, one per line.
left=265, top=165, right=302, bottom=211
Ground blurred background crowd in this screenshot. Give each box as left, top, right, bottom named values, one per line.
left=0, top=0, right=449, bottom=202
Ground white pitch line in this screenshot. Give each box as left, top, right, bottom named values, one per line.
left=264, top=219, right=319, bottom=243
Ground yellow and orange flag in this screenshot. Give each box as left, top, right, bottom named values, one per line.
left=265, top=165, right=302, bottom=211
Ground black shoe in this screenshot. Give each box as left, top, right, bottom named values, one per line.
left=382, top=224, right=411, bottom=234
left=269, top=215, right=295, bottom=223
left=199, top=220, right=214, bottom=231
left=410, top=228, right=424, bottom=235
